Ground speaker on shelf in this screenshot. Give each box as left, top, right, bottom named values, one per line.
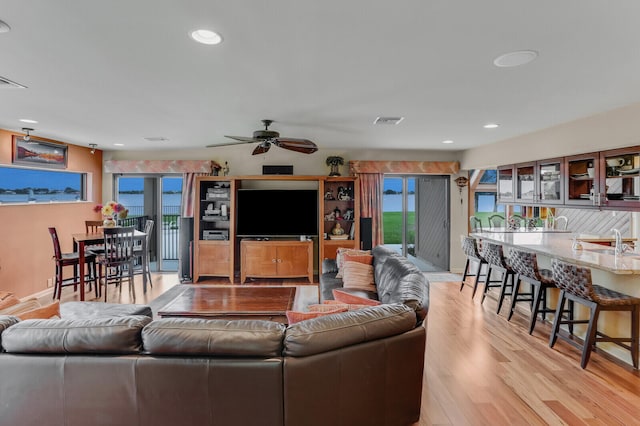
left=263, top=165, right=293, bottom=175
left=179, top=217, right=194, bottom=282
left=360, top=217, right=372, bottom=250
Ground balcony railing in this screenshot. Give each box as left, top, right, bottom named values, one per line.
left=121, top=205, right=181, bottom=261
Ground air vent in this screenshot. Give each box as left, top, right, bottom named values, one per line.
left=144, top=137, right=169, bottom=142
left=373, top=116, right=404, bottom=125
left=0, top=76, right=27, bottom=89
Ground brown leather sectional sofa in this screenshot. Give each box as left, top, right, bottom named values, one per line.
left=0, top=303, right=426, bottom=426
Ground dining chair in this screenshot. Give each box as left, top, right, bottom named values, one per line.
left=96, top=227, right=136, bottom=302
left=488, top=214, right=504, bottom=229
left=469, top=216, right=483, bottom=232
left=460, top=236, right=487, bottom=298
left=85, top=220, right=103, bottom=233
left=134, top=219, right=154, bottom=289
left=554, top=215, right=569, bottom=230
left=481, top=241, right=516, bottom=314
left=507, top=248, right=573, bottom=334
left=84, top=220, right=106, bottom=256
left=508, top=214, right=525, bottom=230
left=549, top=258, right=640, bottom=369
left=48, top=227, right=97, bottom=299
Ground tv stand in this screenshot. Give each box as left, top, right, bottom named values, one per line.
left=240, top=239, right=313, bottom=284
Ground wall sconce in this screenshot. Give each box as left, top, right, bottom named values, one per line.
left=454, top=176, right=469, bottom=204
left=89, top=143, right=97, bottom=154
left=22, top=127, right=34, bottom=141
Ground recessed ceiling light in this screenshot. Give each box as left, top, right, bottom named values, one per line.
left=0, top=19, right=10, bottom=33
left=144, top=136, right=169, bottom=142
left=190, top=29, right=223, bottom=45
left=19, top=118, right=38, bottom=124
left=493, top=50, right=538, bottom=68
left=113, top=143, right=124, bottom=147
left=442, top=140, right=454, bottom=144
left=483, top=123, right=499, bottom=129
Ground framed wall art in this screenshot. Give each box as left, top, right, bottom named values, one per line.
left=12, top=136, right=68, bottom=169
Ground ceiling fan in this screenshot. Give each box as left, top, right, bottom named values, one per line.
left=207, top=119, right=318, bottom=155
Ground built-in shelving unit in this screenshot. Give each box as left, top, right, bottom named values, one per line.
left=193, top=175, right=360, bottom=283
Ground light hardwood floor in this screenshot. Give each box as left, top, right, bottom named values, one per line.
left=420, top=279, right=640, bottom=425
left=44, top=274, right=640, bottom=424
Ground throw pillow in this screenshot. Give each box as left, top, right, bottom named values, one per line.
left=0, top=298, right=41, bottom=316
left=332, top=289, right=381, bottom=306
left=286, top=307, right=348, bottom=324
left=16, top=301, right=60, bottom=320
left=335, top=248, right=371, bottom=278
left=0, top=294, right=20, bottom=311
left=307, top=302, right=373, bottom=312
left=341, top=261, right=376, bottom=292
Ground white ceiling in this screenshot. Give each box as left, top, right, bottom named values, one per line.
left=1, top=1, right=640, bottom=153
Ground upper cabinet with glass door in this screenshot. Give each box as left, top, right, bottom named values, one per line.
left=565, top=152, right=601, bottom=207
left=601, top=147, right=640, bottom=209
left=514, top=159, right=563, bottom=205
left=536, top=158, right=564, bottom=205
left=497, top=165, right=515, bottom=203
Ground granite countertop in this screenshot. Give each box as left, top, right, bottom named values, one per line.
left=471, top=231, right=640, bottom=274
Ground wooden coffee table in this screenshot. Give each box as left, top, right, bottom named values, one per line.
left=157, top=285, right=315, bottom=323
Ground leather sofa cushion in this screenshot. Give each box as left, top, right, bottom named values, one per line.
left=283, top=304, right=416, bottom=357
left=372, top=245, right=401, bottom=283
left=1, top=315, right=150, bottom=354
left=61, top=301, right=153, bottom=319
left=375, top=256, right=429, bottom=324
left=0, top=315, right=20, bottom=349
left=142, top=318, right=286, bottom=357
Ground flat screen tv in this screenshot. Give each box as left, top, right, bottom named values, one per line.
left=236, top=189, right=318, bottom=237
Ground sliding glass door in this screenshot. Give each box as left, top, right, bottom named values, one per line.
left=115, top=175, right=182, bottom=271
left=383, top=175, right=450, bottom=271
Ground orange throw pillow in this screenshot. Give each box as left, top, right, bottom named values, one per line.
left=332, top=289, right=381, bottom=306
left=17, top=301, right=60, bottom=320
left=308, top=302, right=373, bottom=312
left=286, top=307, right=347, bottom=324
left=335, top=248, right=371, bottom=278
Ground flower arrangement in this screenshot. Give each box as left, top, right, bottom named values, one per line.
left=94, top=201, right=128, bottom=226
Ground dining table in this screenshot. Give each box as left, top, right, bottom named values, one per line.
left=72, top=229, right=148, bottom=301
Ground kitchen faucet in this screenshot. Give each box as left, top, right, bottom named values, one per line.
left=612, top=228, right=629, bottom=255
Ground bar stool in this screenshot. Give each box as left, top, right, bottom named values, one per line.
left=459, top=236, right=487, bottom=298
left=549, top=258, right=640, bottom=369
left=507, top=248, right=573, bottom=334
left=481, top=242, right=516, bottom=314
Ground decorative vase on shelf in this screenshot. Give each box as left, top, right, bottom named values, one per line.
left=103, top=217, right=116, bottom=228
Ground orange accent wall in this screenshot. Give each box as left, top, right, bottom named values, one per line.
left=0, top=129, right=102, bottom=298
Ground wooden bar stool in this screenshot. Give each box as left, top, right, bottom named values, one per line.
left=507, top=248, right=573, bottom=334
left=459, top=236, right=487, bottom=298
left=481, top=242, right=516, bottom=314
left=549, top=258, right=640, bottom=369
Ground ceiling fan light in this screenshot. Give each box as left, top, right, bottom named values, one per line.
left=190, top=29, right=223, bottom=45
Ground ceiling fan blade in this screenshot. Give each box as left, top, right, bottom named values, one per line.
left=206, top=140, right=257, bottom=148
left=224, top=135, right=260, bottom=142
left=252, top=143, right=271, bottom=155
left=274, top=138, right=318, bottom=154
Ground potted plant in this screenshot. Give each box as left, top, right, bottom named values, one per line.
left=326, top=156, right=344, bottom=176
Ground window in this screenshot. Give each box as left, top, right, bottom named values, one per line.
left=0, top=166, right=87, bottom=204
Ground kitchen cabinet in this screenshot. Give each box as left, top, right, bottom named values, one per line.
left=511, top=158, right=564, bottom=205
left=497, top=165, right=515, bottom=203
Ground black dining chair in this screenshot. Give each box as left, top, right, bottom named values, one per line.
left=48, top=227, right=97, bottom=299
left=96, top=227, right=136, bottom=302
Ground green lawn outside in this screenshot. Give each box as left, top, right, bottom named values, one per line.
left=382, top=211, right=415, bottom=244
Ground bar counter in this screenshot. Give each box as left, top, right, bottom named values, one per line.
left=471, top=231, right=640, bottom=275
left=470, top=230, right=640, bottom=366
